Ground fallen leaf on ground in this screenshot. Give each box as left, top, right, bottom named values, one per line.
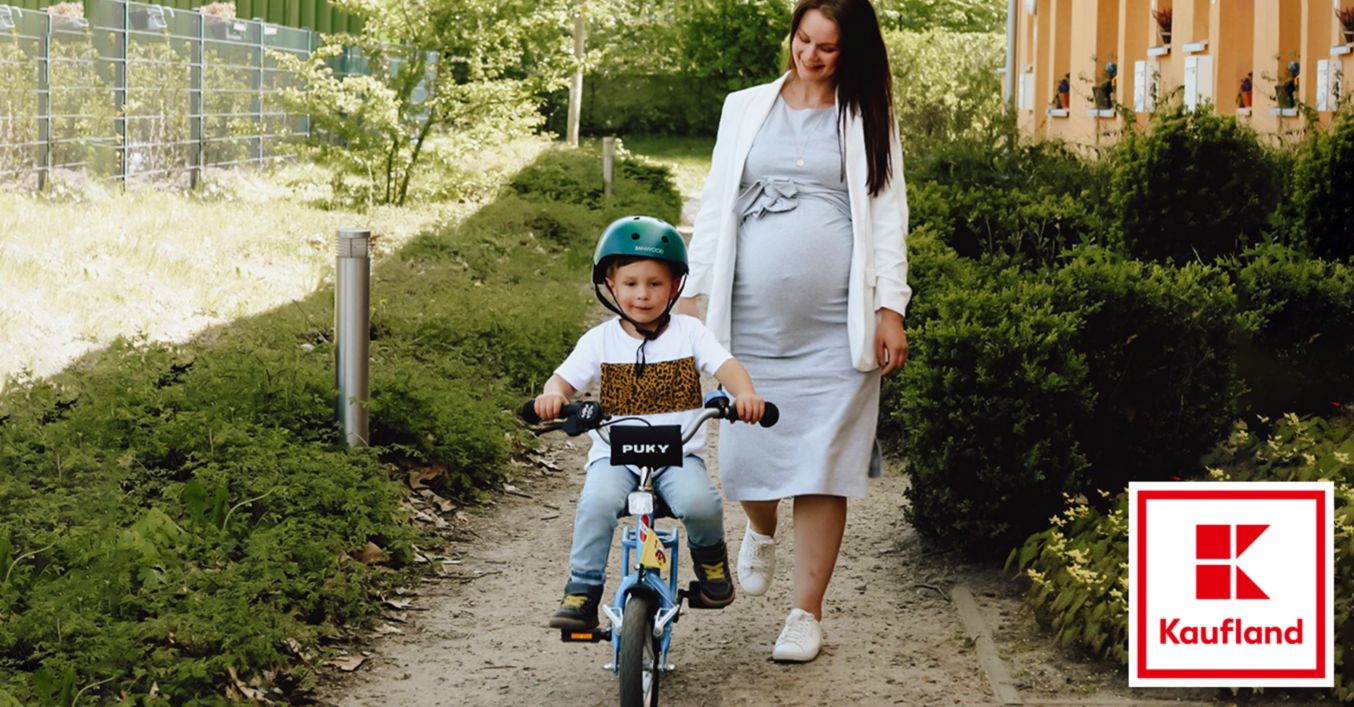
left=352, top=541, right=389, bottom=565
left=407, top=465, right=447, bottom=490
left=328, top=655, right=367, bottom=672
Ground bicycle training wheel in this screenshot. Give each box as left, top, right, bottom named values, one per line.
left=618, top=593, right=660, bottom=707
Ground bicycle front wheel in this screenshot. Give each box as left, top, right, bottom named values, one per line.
left=618, top=593, right=660, bottom=707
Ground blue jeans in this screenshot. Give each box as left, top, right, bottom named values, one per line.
left=566, top=455, right=724, bottom=591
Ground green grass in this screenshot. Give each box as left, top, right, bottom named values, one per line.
left=0, top=136, right=553, bottom=389
left=609, top=134, right=714, bottom=199
left=0, top=141, right=681, bottom=704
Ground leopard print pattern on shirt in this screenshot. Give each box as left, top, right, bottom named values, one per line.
left=600, top=357, right=702, bottom=416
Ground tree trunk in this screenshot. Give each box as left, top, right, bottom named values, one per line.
left=566, top=3, right=586, bottom=147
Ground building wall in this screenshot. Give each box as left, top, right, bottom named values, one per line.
left=1015, top=0, right=1353, bottom=148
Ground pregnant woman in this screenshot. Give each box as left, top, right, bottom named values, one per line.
left=678, top=0, right=911, bottom=663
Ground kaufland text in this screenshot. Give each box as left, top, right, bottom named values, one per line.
left=1160, top=618, right=1304, bottom=645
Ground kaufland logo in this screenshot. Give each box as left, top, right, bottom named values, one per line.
left=1194, top=523, right=1268, bottom=600
left=1129, top=482, right=1333, bottom=687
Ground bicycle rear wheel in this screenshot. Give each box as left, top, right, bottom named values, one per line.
left=618, top=593, right=660, bottom=707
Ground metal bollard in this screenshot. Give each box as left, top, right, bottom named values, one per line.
left=602, top=136, right=615, bottom=196
left=335, top=228, right=371, bottom=447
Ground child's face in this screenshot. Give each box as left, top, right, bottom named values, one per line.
left=605, top=259, right=680, bottom=326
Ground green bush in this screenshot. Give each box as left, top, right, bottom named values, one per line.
left=1234, top=244, right=1354, bottom=416
left=909, top=138, right=1110, bottom=266
left=0, top=146, right=681, bottom=702
left=1110, top=106, right=1281, bottom=264
left=1053, top=248, right=1240, bottom=493
left=1011, top=412, right=1354, bottom=701
left=885, top=29, right=1006, bottom=161
left=1284, top=111, right=1354, bottom=261
left=879, top=225, right=976, bottom=447
left=508, top=144, right=682, bottom=222
left=1008, top=491, right=1129, bottom=664
left=899, top=271, right=1094, bottom=555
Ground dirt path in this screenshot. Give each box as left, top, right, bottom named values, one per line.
left=315, top=196, right=1233, bottom=706
left=317, top=427, right=1233, bottom=706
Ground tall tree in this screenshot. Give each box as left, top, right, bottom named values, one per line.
left=277, top=0, right=573, bottom=205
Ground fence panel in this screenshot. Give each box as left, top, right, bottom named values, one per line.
left=0, top=0, right=323, bottom=190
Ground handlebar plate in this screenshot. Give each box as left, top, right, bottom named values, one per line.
left=609, top=425, right=684, bottom=467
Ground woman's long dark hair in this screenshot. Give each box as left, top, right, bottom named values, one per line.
left=786, top=0, right=895, bottom=196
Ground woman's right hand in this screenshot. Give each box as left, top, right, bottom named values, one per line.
left=534, top=392, right=570, bottom=421
left=675, top=297, right=701, bottom=319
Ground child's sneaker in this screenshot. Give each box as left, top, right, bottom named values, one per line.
left=771, top=608, right=825, bottom=662
left=548, top=583, right=604, bottom=630
left=690, top=541, right=735, bottom=608
left=736, top=522, right=776, bottom=596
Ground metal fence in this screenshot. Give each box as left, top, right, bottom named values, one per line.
left=0, top=0, right=316, bottom=190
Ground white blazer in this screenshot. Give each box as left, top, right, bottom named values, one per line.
left=685, top=73, right=912, bottom=373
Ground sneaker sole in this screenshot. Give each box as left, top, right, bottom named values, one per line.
left=547, top=617, right=598, bottom=631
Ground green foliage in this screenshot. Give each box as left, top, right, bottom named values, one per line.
left=507, top=143, right=682, bottom=221
left=899, top=270, right=1094, bottom=555
left=676, top=0, right=790, bottom=84
left=889, top=247, right=1239, bottom=554
left=0, top=146, right=680, bottom=702
left=124, top=34, right=195, bottom=178
left=1284, top=111, right=1354, bottom=261
left=1110, top=105, right=1282, bottom=264
left=1013, top=412, right=1354, bottom=701
left=1233, top=244, right=1354, bottom=416
left=0, top=36, right=38, bottom=182
left=546, top=74, right=729, bottom=136
left=909, top=138, right=1110, bottom=265
left=1053, top=249, right=1240, bottom=493
left=1008, top=492, right=1130, bottom=664
left=277, top=0, right=572, bottom=206
left=885, top=29, right=1006, bottom=161
left=544, top=0, right=789, bottom=137
left=875, top=0, right=1008, bottom=33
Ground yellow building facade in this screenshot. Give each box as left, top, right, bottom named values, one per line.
left=1011, top=0, right=1354, bottom=147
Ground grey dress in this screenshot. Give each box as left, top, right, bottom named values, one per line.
left=719, top=96, right=882, bottom=501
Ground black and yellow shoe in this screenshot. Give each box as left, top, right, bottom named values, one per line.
left=548, top=583, right=603, bottom=630
left=691, top=541, right=735, bottom=608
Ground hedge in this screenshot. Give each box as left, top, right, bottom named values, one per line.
left=1010, top=412, right=1354, bottom=701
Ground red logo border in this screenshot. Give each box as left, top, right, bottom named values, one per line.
left=1135, top=489, right=1327, bottom=680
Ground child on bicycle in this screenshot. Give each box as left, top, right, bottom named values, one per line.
left=534, top=215, right=766, bottom=630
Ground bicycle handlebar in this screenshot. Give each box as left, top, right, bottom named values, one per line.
left=519, top=395, right=778, bottom=441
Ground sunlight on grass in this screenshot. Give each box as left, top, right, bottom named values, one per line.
left=0, top=136, right=553, bottom=387
left=610, top=134, right=714, bottom=199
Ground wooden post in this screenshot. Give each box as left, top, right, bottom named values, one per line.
left=602, top=136, right=614, bottom=196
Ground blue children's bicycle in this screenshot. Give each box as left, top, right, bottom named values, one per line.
left=521, top=391, right=778, bottom=707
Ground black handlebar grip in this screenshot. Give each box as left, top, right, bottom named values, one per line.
left=719, top=399, right=779, bottom=427
left=519, top=399, right=543, bottom=424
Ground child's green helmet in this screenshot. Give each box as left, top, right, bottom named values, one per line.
left=592, top=216, right=688, bottom=284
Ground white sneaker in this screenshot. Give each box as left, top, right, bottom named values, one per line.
left=771, top=608, right=824, bottom=662
left=736, top=523, right=776, bottom=596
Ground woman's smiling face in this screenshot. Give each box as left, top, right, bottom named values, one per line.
left=791, top=9, right=840, bottom=83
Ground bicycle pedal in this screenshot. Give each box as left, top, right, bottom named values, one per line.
left=681, top=580, right=729, bottom=610
left=559, top=628, right=610, bottom=643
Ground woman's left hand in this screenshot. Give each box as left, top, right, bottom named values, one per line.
left=875, top=309, right=908, bottom=376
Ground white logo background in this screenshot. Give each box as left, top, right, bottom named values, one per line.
left=1129, top=481, right=1334, bottom=688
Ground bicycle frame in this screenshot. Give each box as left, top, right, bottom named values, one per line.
left=594, top=409, right=723, bottom=674
left=599, top=466, right=682, bottom=673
